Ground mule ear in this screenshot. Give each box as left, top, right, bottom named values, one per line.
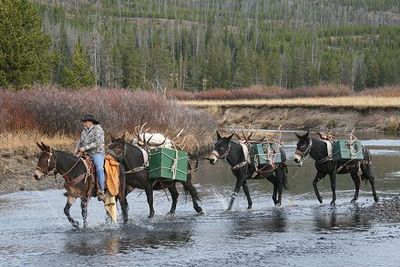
left=121, top=132, right=126, bottom=142
left=41, top=141, right=51, bottom=151
left=305, top=130, right=310, bottom=137
left=295, top=132, right=301, bottom=139
left=227, top=133, right=234, bottom=140
left=109, top=133, right=115, bottom=142
left=216, top=131, right=222, bottom=140
left=36, top=142, right=44, bottom=150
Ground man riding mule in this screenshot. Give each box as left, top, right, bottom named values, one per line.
left=208, top=131, right=288, bottom=209
left=294, top=130, right=379, bottom=205
left=74, top=114, right=106, bottom=201
left=34, top=142, right=125, bottom=228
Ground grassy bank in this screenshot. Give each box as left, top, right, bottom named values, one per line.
left=181, top=96, right=400, bottom=109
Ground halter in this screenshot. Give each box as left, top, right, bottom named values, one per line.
left=35, top=148, right=56, bottom=175
left=110, top=143, right=148, bottom=174
left=295, top=138, right=313, bottom=160
left=213, top=143, right=231, bottom=160
left=36, top=148, right=82, bottom=177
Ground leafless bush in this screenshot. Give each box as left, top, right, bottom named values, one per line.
left=0, top=88, right=217, bottom=153
left=359, top=86, right=400, bottom=97
left=168, top=84, right=355, bottom=100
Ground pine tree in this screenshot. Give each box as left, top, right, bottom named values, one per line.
left=0, top=0, right=53, bottom=88
left=62, top=38, right=96, bottom=89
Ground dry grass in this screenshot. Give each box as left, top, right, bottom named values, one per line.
left=0, top=131, right=75, bottom=156
left=180, top=96, right=400, bottom=108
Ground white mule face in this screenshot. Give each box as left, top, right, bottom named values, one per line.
left=293, top=153, right=302, bottom=164
left=209, top=151, right=219, bottom=164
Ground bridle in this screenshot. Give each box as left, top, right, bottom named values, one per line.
left=35, top=148, right=56, bottom=175
left=36, top=148, right=82, bottom=177
left=295, top=138, right=313, bottom=162
left=212, top=142, right=231, bottom=161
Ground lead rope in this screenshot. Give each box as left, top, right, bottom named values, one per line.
left=171, top=144, right=179, bottom=180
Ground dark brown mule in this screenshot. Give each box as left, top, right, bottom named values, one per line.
left=108, top=135, right=203, bottom=222
left=208, top=132, right=288, bottom=209
left=34, top=142, right=125, bottom=228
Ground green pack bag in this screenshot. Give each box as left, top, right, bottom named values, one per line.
left=148, top=147, right=188, bottom=182
left=333, top=140, right=364, bottom=161
left=250, top=143, right=282, bottom=168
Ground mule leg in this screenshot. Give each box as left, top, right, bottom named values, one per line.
left=276, top=181, right=283, bottom=206
left=242, top=181, right=252, bottom=209
left=80, top=198, right=88, bottom=228
left=64, top=196, right=79, bottom=228
left=362, top=164, right=379, bottom=202
left=145, top=184, right=155, bottom=218
left=267, top=176, right=278, bottom=205
left=228, top=178, right=244, bottom=211
left=275, top=168, right=285, bottom=206
left=182, top=181, right=203, bottom=214
left=350, top=172, right=361, bottom=203
left=313, top=171, right=326, bottom=204
left=329, top=172, right=337, bottom=206
left=167, top=185, right=179, bottom=215
left=118, top=196, right=129, bottom=224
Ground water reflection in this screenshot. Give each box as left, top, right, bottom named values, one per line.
left=228, top=208, right=287, bottom=238
left=313, top=205, right=370, bottom=231
left=64, top=221, right=194, bottom=256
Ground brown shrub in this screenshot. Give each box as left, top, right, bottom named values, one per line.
left=168, top=84, right=354, bottom=100
left=0, top=88, right=217, bottom=153
left=359, top=86, right=400, bottom=97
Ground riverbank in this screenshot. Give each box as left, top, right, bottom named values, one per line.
left=184, top=99, right=400, bottom=133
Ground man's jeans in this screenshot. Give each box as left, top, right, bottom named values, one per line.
left=90, top=153, right=105, bottom=192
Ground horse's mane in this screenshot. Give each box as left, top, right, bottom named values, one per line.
left=56, top=150, right=79, bottom=161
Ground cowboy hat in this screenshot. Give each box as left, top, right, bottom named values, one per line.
left=80, top=114, right=100, bottom=124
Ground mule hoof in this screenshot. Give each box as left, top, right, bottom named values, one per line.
left=72, top=221, right=80, bottom=228
left=317, top=198, right=323, bottom=204
left=351, top=198, right=357, bottom=203
left=247, top=205, right=252, bottom=210
left=195, top=207, right=204, bottom=214
left=330, top=201, right=336, bottom=206
left=275, top=203, right=282, bottom=207
left=148, top=214, right=155, bottom=218
left=374, top=196, right=379, bottom=203
left=167, top=212, right=175, bottom=216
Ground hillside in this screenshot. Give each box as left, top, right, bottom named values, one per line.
left=33, top=0, right=400, bottom=91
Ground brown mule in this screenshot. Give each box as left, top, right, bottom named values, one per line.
left=34, top=142, right=125, bottom=228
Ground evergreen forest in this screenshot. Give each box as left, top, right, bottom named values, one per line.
left=3, top=0, right=400, bottom=91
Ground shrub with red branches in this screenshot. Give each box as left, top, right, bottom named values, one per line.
left=168, top=85, right=356, bottom=100
left=0, top=88, right=217, bottom=152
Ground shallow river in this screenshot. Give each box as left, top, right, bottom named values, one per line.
left=1, top=132, right=400, bottom=266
